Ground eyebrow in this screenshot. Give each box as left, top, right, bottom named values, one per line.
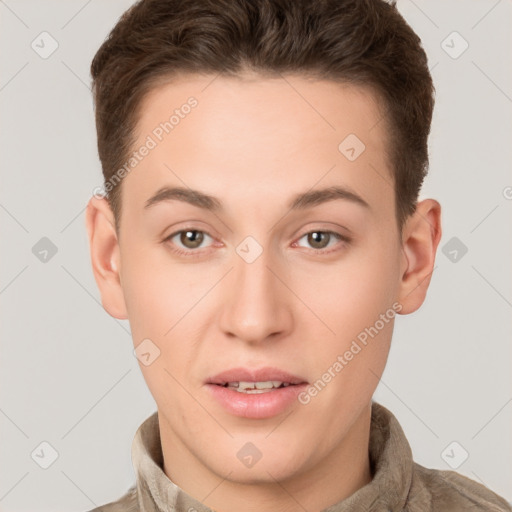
left=144, top=185, right=370, bottom=212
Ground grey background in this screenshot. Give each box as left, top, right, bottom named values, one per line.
left=1, top=0, right=511, bottom=510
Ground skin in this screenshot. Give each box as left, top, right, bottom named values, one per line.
left=86, top=72, right=442, bottom=512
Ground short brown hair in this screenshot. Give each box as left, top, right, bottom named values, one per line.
left=91, top=0, right=435, bottom=236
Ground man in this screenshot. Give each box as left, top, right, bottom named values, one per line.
left=85, top=0, right=511, bottom=510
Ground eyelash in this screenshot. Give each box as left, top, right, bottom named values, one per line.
left=163, top=227, right=351, bottom=258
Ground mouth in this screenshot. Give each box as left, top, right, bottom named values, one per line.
left=204, top=367, right=309, bottom=419
left=214, top=381, right=298, bottom=394
left=205, top=366, right=308, bottom=393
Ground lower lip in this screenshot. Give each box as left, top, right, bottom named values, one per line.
left=205, top=383, right=308, bottom=419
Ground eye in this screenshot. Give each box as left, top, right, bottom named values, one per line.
left=163, top=227, right=350, bottom=257
left=294, top=230, right=350, bottom=253
left=164, top=228, right=214, bottom=255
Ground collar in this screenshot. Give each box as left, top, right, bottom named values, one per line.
left=131, top=401, right=413, bottom=512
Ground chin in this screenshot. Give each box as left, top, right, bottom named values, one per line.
left=223, top=462, right=302, bottom=485
left=208, top=443, right=309, bottom=485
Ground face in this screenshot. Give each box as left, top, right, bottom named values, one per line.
left=87, top=72, right=441, bottom=490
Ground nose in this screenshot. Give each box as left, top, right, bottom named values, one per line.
left=218, top=240, right=293, bottom=345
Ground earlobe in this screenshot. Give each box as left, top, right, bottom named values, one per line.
left=85, top=196, right=128, bottom=320
left=397, top=199, right=442, bottom=315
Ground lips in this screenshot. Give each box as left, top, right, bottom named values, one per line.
left=204, top=367, right=310, bottom=418
left=205, top=366, right=308, bottom=386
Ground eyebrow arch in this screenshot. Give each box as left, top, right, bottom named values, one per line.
left=143, top=185, right=370, bottom=212
left=144, top=187, right=223, bottom=212
left=289, top=185, right=370, bottom=211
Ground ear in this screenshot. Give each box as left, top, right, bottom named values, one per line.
left=397, top=198, right=442, bottom=315
left=85, top=196, right=128, bottom=320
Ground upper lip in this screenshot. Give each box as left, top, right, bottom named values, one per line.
left=206, top=366, right=308, bottom=385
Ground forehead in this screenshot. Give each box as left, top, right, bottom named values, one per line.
left=137, top=72, right=388, bottom=150
left=122, top=73, right=394, bottom=220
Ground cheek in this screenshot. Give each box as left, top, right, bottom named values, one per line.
left=119, top=246, right=203, bottom=409
left=119, top=242, right=211, bottom=370
left=294, top=240, right=399, bottom=398
left=300, top=243, right=399, bottom=336
left=119, top=241, right=190, bottom=333
left=295, top=248, right=398, bottom=419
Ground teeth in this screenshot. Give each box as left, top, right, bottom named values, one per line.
left=224, top=381, right=291, bottom=393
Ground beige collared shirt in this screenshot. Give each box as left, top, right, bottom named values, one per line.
left=88, top=401, right=511, bottom=511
